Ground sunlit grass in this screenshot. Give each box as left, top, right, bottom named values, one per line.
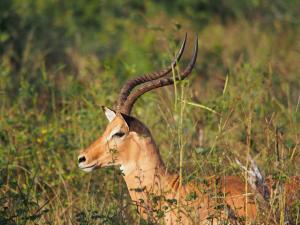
left=1, top=13, right=300, bottom=225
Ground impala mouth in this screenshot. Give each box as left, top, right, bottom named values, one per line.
left=78, top=162, right=99, bottom=172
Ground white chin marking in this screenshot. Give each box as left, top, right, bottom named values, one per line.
left=79, top=162, right=97, bottom=172
left=81, top=166, right=95, bottom=172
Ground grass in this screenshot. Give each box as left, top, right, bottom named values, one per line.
left=1, top=10, right=300, bottom=225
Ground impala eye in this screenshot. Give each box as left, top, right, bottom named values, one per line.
left=113, top=132, right=125, bottom=138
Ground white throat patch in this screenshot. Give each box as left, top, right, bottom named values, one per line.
left=120, top=165, right=125, bottom=172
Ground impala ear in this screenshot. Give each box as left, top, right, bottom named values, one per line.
left=120, top=113, right=149, bottom=135
left=101, top=106, right=116, bottom=122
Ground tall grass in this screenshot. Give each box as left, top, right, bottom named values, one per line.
left=1, top=4, right=300, bottom=224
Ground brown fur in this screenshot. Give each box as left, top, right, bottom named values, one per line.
left=78, top=113, right=299, bottom=224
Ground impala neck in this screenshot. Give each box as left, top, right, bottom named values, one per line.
left=119, top=133, right=179, bottom=204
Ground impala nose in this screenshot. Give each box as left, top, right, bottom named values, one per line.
left=78, top=156, right=86, bottom=163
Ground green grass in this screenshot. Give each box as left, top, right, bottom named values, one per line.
left=1, top=2, right=300, bottom=224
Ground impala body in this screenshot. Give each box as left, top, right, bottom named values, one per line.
left=78, top=34, right=299, bottom=224
left=78, top=110, right=258, bottom=224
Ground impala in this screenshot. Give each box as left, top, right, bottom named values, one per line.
left=78, top=34, right=299, bottom=224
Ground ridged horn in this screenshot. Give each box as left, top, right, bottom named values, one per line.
left=116, top=33, right=187, bottom=111
left=121, top=34, right=198, bottom=115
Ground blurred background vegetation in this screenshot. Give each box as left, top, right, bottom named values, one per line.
left=0, top=0, right=299, bottom=224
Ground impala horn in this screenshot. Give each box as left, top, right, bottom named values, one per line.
left=117, top=33, right=198, bottom=115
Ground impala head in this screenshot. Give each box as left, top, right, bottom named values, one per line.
left=78, top=33, right=198, bottom=172
left=78, top=107, right=151, bottom=172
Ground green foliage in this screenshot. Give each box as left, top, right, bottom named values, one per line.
left=0, top=0, right=299, bottom=224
